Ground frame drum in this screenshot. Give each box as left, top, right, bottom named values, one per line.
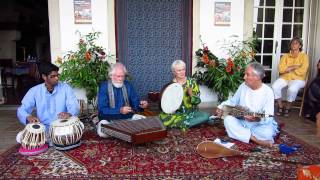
left=160, top=82, right=183, bottom=114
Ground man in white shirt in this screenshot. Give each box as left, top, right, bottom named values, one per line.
left=215, top=62, right=279, bottom=147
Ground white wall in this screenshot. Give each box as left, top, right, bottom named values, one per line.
left=198, top=0, right=244, bottom=58
left=194, top=0, right=245, bottom=106
left=49, top=0, right=245, bottom=69
left=48, top=0, right=113, bottom=64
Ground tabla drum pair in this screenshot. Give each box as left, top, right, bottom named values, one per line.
left=49, top=116, right=84, bottom=151
left=18, top=122, right=49, bottom=156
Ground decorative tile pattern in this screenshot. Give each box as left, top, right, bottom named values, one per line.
left=120, top=0, right=187, bottom=98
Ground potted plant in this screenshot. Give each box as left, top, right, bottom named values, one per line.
left=56, top=31, right=113, bottom=109
left=193, top=36, right=258, bottom=102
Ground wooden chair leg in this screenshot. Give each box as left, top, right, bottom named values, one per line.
left=299, top=86, right=308, bottom=117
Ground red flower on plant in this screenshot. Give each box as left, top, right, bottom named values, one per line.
left=225, top=66, right=231, bottom=72
left=227, top=58, right=234, bottom=67
left=202, top=54, right=209, bottom=64
left=85, top=51, right=91, bottom=61
left=226, top=66, right=234, bottom=75
left=226, top=58, right=235, bottom=75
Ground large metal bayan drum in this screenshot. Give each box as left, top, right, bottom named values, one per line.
left=19, top=122, right=48, bottom=156
left=160, top=82, right=183, bottom=114
left=49, top=116, right=84, bottom=150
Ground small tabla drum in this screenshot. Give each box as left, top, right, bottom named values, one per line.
left=160, top=82, right=184, bottom=114
left=49, top=116, right=84, bottom=151
left=19, top=123, right=49, bottom=156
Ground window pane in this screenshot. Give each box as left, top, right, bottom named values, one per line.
left=256, top=24, right=263, bottom=37
left=257, top=8, right=264, bottom=22
left=284, top=0, right=293, bottom=7
left=281, top=40, right=290, bottom=53
left=263, top=70, right=271, bottom=83
left=282, top=25, right=292, bottom=38
left=256, top=41, right=262, bottom=53
left=265, top=8, right=275, bottom=22
left=295, top=0, right=304, bottom=7
left=266, top=0, right=275, bottom=6
left=294, top=9, right=304, bottom=22
left=293, top=25, right=303, bottom=37
left=263, top=40, right=273, bottom=53
left=262, top=55, right=272, bottom=69
left=254, top=0, right=264, bottom=6
left=283, top=9, right=292, bottom=22
left=264, top=24, right=274, bottom=38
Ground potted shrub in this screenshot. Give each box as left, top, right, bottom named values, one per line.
left=193, top=36, right=258, bottom=102
left=56, top=31, right=114, bottom=109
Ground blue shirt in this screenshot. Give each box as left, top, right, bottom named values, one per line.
left=17, top=82, right=80, bottom=130
left=98, top=80, right=141, bottom=120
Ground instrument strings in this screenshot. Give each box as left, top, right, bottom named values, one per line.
left=224, top=105, right=274, bottom=118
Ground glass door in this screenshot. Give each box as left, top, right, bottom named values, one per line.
left=253, top=0, right=310, bottom=83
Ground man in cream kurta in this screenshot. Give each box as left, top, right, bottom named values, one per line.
left=216, top=62, right=279, bottom=147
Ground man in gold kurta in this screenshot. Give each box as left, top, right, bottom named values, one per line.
left=159, top=60, right=210, bottom=130
left=272, top=37, right=309, bottom=117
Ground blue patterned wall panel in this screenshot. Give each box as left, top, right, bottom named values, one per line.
left=116, top=0, right=192, bottom=99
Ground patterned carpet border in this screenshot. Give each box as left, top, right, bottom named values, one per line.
left=1, top=125, right=320, bottom=179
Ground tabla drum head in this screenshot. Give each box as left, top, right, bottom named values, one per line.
left=50, top=116, right=80, bottom=128
left=160, top=83, right=183, bottom=114
left=25, top=123, right=46, bottom=133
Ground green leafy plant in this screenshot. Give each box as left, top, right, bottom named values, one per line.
left=56, top=31, right=113, bottom=108
left=193, top=36, right=258, bottom=102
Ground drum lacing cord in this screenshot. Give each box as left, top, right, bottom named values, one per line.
left=22, top=124, right=45, bottom=150
left=51, top=120, right=84, bottom=146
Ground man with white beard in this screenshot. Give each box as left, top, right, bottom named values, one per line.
left=96, top=63, right=148, bottom=137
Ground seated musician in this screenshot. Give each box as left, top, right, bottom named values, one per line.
left=159, top=60, right=210, bottom=130
left=303, top=59, right=320, bottom=127
left=16, top=61, right=79, bottom=143
left=96, top=62, right=148, bottom=137
left=272, top=37, right=309, bottom=117
left=215, top=62, right=279, bottom=147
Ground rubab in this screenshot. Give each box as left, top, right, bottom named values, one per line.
left=196, top=141, right=309, bottom=165
left=209, top=105, right=273, bottom=124
left=221, top=105, right=274, bottom=118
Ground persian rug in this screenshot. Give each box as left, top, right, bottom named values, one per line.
left=1, top=125, right=320, bottom=179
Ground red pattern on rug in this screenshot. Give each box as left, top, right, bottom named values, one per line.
left=1, top=125, right=320, bottom=179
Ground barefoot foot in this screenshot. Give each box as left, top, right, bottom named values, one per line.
left=255, top=139, right=273, bottom=147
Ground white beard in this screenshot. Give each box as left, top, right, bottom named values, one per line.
left=112, top=81, right=123, bottom=88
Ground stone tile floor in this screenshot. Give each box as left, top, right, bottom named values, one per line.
left=0, top=106, right=319, bottom=154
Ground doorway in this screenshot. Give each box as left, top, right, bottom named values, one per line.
left=252, top=0, right=310, bottom=83
left=0, top=0, right=50, bottom=105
